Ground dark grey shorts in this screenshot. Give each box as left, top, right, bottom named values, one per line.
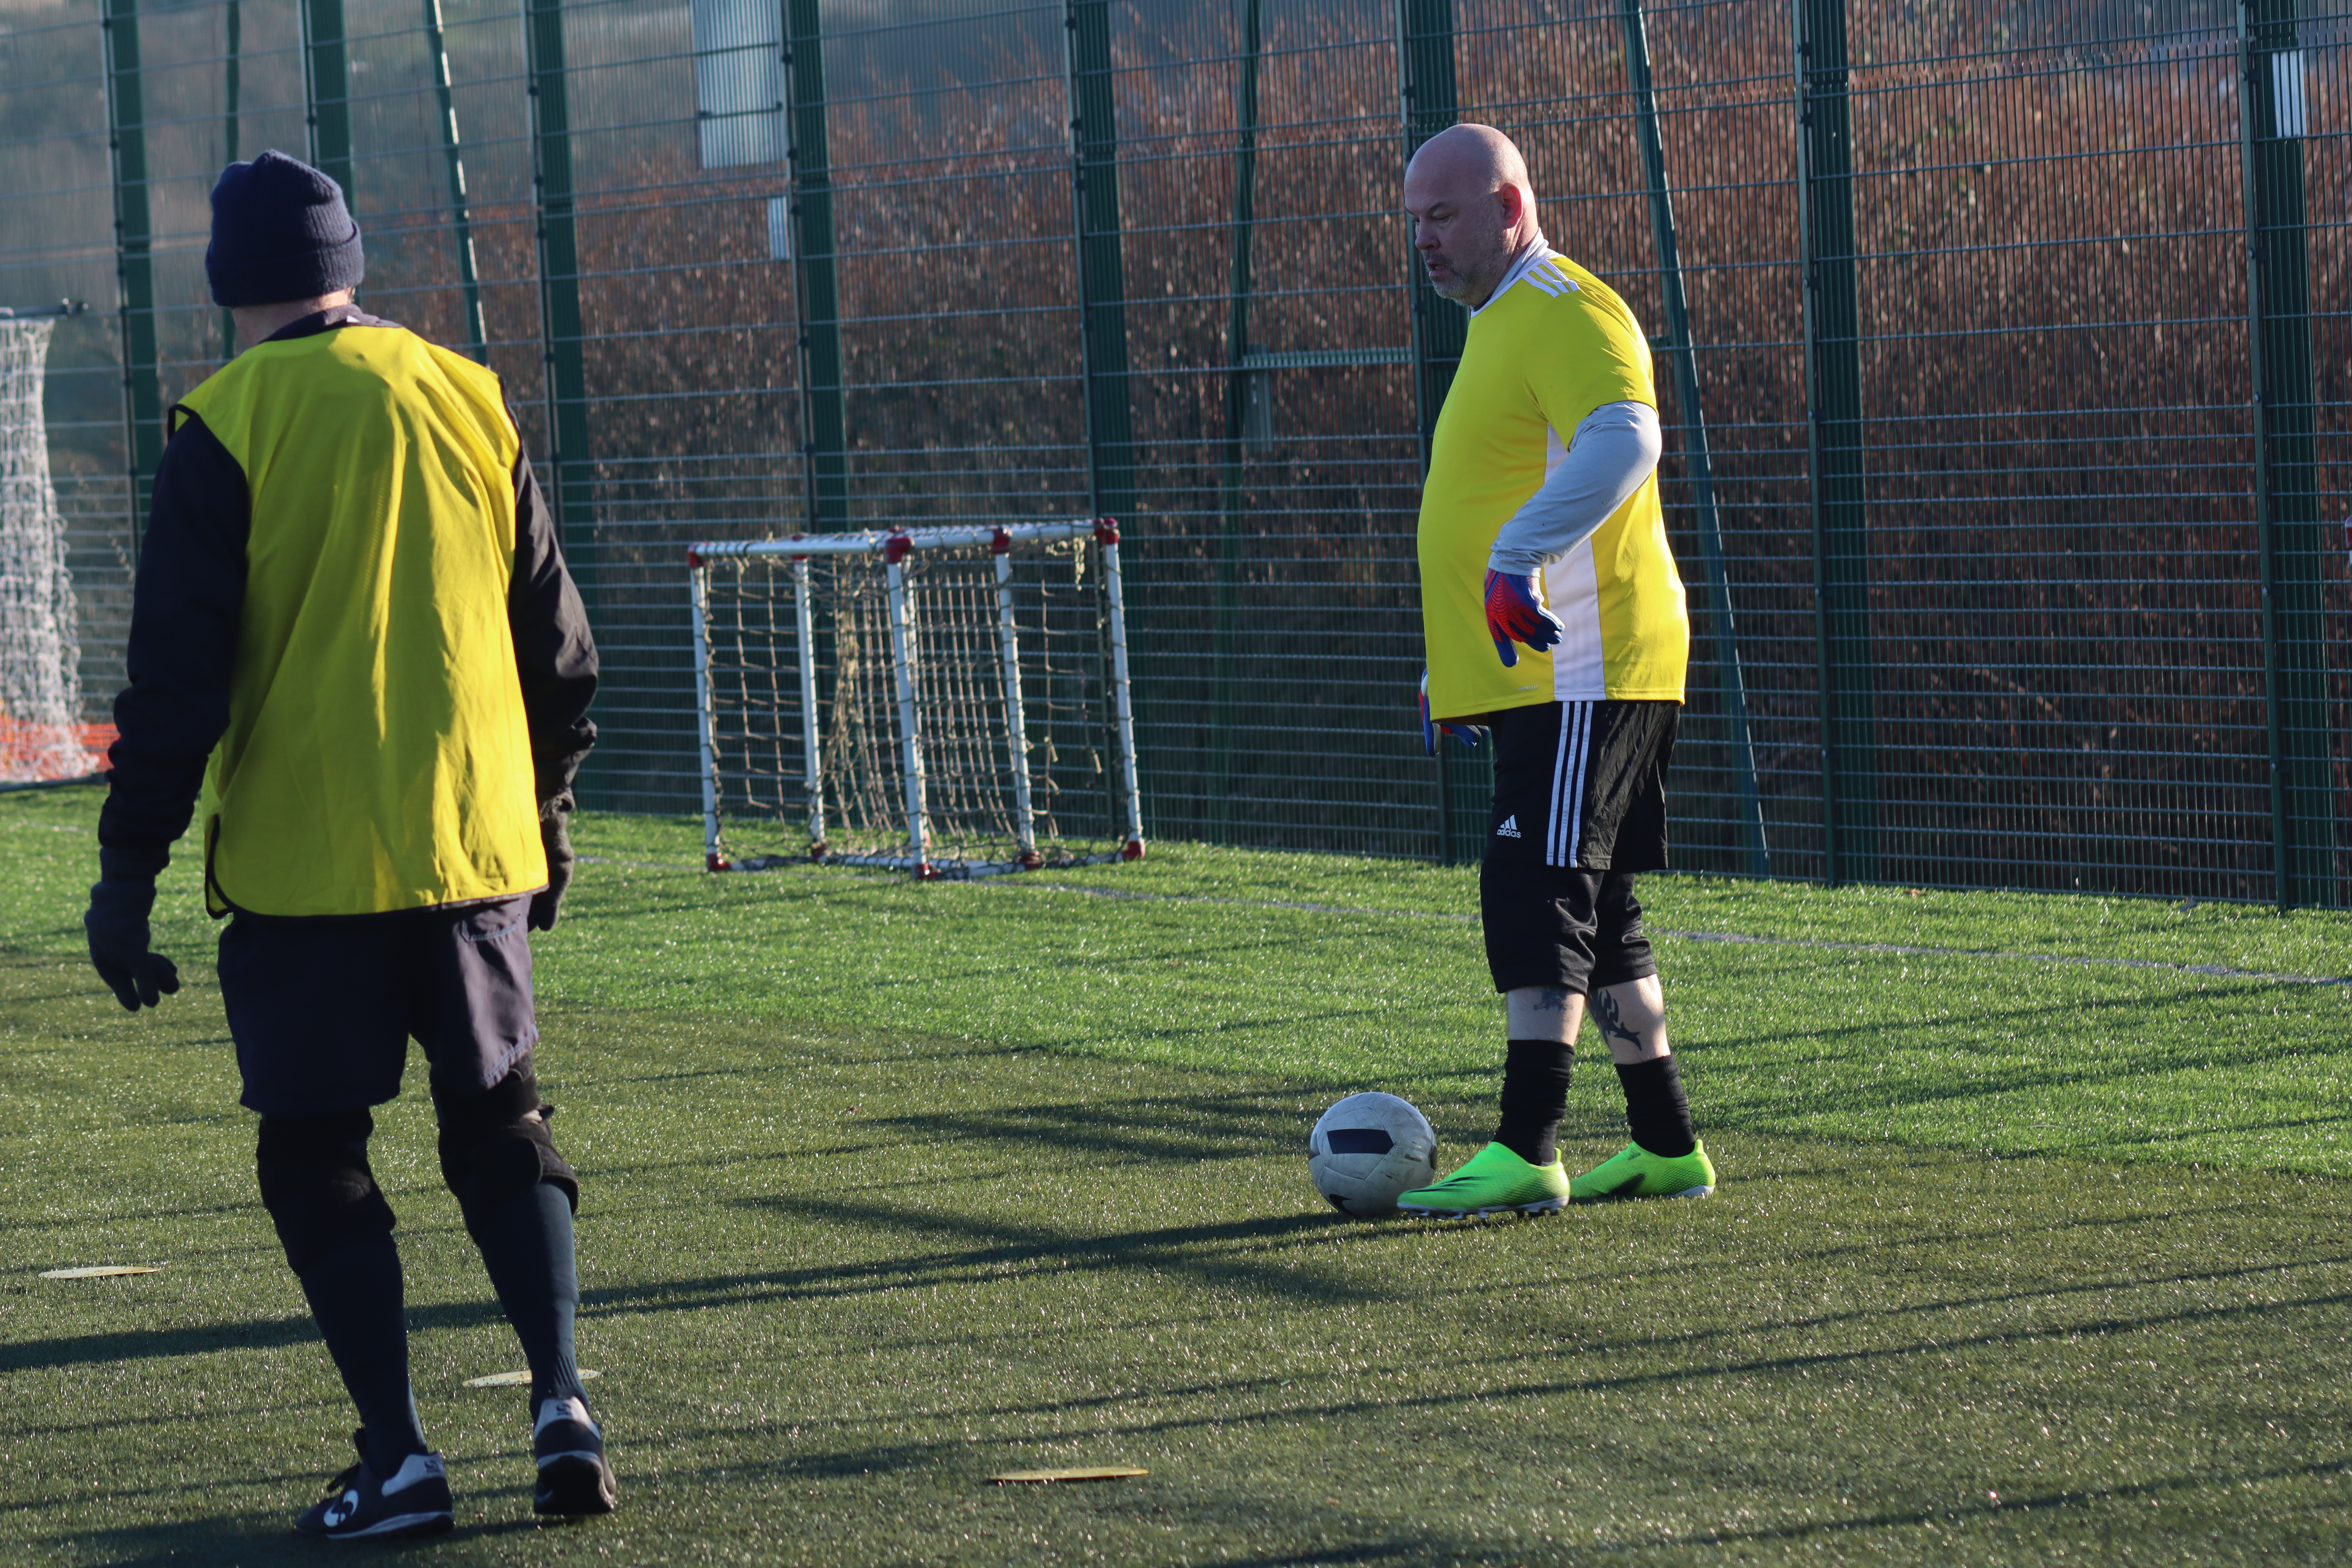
left=218, top=896, right=539, bottom=1117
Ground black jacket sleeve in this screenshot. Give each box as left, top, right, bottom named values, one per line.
left=509, top=448, right=598, bottom=804
left=96, top=411, right=249, bottom=877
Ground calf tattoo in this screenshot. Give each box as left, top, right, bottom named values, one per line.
left=1589, top=988, right=1643, bottom=1051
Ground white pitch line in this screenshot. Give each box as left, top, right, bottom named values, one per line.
left=575, top=856, right=2352, bottom=990
left=1000, top=882, right=2352, bottom=990
left=1658, top=928, right=2352, bottom=988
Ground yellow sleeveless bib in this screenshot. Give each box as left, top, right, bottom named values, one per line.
left=177, top=323, right=545, bottom=916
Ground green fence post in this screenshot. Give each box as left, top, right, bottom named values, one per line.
left=102, top=0, right=162, bottom=561
left=783, top=0, right=846, bottom=531
left=1062, top=0, right=1139, bottom=844
left=425, top=0, right=488, bottom=361
left=2236, top=0, right=2333, bottom=909
left=1399, top=0, right=1460, bottom=478
left=522, top=0, right=597, bottom=802
left=1622, top=0, right=1768, bottom=877
left=1397, top=0, right=1483, bottom=866
left=1793, top=0, right=1873, bottom=885
left=1208, top=0, right=1262, bottom=834
left=1398, top=0, right=1459, bottom=429
left=1062, top=0, right=1135, bottom=528
left=301, top=0, right=354, bottom=201
left=521, top=0, right=594, bottom=586
left=220, top=0, right=240, bottom=362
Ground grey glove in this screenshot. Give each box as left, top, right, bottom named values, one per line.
left=529, top=795, right=574, bottom=933
left=85, top=856, right=180, bottom=1012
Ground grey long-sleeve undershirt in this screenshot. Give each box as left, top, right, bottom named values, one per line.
left=1484, top=400, right=1662, bottom=577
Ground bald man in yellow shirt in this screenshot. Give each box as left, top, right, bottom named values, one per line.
left=1397, top=124, right=1717, bottom=1218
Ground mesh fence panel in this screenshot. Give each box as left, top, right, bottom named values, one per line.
left=2, top=0, right=2345, bottom=900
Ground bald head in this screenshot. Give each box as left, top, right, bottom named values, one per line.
left=1408, top=123, right=1532, bottom=199
left=1403, top=124, right=1541, bottom=309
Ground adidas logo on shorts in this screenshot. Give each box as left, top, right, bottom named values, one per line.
left=1496, top=815, right=1522, bottom=838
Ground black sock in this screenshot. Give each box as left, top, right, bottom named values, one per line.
left=466, top=1182, right=587, bottom=1410
left=1614, top=1055, right=1696, bottom=1158
left=294, top=1233, right=429, bottom=1475
left=1493, top=1039, right=1575, bottom=1166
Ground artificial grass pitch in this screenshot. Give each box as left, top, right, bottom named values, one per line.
left=2, top=791, right=2350, bottom=1563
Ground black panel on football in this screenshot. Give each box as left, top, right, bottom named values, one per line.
left=1325, top=1129, right=1395, bottom=1155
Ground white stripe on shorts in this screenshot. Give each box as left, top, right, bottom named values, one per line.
left=1547, top=701, right=1594, bottom=867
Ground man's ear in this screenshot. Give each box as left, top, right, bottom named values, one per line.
left=1495, top=181, right=1527, bottom=227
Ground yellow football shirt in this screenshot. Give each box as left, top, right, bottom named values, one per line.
left=177, top=324, right=544, bottom=917
left=1416, top=246, right=1690, bottom=719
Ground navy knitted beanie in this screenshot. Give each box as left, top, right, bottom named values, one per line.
left=206, top=150, right=365, bottom=308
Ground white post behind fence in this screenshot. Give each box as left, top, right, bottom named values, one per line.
left=791, top=556, right=826, bottom=854
left=1093, top=521, right=1146, bottom=859
left=882, top=536, right=930, bottom=873
left=991, top=531, right=1040, bottom=861
left=688, top=557, right=723, bottom=869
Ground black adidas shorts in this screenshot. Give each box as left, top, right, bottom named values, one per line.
left=1480, top=699, right=1677, bottom=995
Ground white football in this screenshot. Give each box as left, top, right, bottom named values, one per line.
left=1308, top=1092, right=1438, bottom=1218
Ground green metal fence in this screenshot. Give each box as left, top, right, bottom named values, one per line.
left=3, top=0, right=2346, bottom=903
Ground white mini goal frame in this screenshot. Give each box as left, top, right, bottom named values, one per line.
left=687, top=517, right=1145, bottom=878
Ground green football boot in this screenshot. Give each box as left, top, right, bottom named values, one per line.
left=1395, top=1141, right=1570, bottom=1219
left=1568, top=1140, right=1717, bottom=1202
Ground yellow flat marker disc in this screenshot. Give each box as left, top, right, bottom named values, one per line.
left=462, top=1368, right=602, bottom=1388
left=989, top=1466, right=1148, bottom=1484
left=40, top=1266, right=161, bottom=1280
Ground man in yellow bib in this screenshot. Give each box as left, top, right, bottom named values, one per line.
left=81, top=151, right=612, bottom=1535
left=1396, top=125, right=1717, bottom=1219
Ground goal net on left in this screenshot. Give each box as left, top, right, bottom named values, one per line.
left=0, top=312, right=98, bottom=784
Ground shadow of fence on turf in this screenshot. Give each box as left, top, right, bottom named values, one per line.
left=0, top=1299, right=513, bottom=1375
left=875, top=1281, right=2352, bottom=1447
left=66, top=1516, right=542, bottom=1567
left=858, top=1093, right=1339, bottom=1165
left=715, top=1199, right=1376, bottom=1306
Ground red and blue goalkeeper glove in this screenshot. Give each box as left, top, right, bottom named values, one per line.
left=1483, top=568, right=1564, bottom=668
left=1420, top=670, right=1488, bottom=756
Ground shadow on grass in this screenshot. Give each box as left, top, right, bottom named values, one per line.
left=1201, top=1544, right=1470, bottom=1568
left=556, top=1205, right=1374, bottom=1321
left=1428, top=1245, right=2352, bottom=1390
left=570, top=1081, right=1363, bottom=1179
left=706, top=1278, right=2352, bottom=1473
left=0, top=1196, right=263, bottom=1238
left=63, top=1514, right=542, bottom=1566
left=1677, top=1454, right=2352, bottom=1550
left=764, top=1196, right=1377, bottom=1299
left=0, top=1296, right=511, bottom=1374
left=858, top=1089, right=1329, bottom=1164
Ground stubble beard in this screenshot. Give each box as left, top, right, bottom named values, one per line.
left=1424, top=229, right=1505, bottom=306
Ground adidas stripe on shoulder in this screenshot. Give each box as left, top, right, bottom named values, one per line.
left=1519, top=257, right=1581, bottom=298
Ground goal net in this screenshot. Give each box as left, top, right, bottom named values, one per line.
left=688, top=518, right=1145, bottom=878
left=0, top=314, right=96, bottom=784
